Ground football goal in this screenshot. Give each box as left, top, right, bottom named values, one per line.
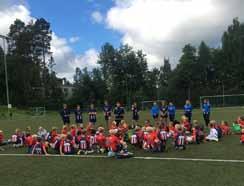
left=30, top=107, right=46, bottom=116
left=200, top=94, right=244, bottom=108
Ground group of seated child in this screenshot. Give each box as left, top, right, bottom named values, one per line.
left=0, top=115, right=238, bottom=156
left=128, top=116, right=205, bottom=152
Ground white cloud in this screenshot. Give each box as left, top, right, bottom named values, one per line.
left=0, top=5, right=32, bottom=35
left=91, top=11, right=103, bottom=23
left=51, top=33, right=99, bottom=81
left=106, top=0, right=244, bottom=68
left=73, top=49, right=99, bottom=70
left=69, top=36, right=80, bottom=44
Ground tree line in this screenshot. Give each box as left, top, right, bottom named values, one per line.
left=0, top=18, right=63, bottom=109
left=0, top=18, right=244, bottom=109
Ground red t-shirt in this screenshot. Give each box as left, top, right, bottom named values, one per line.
left=241, top=134, right=244, bottom=142
left=183, top=121, right=190, bottom=131
left=25, top=136, right=33, bottom=146
left=70, top=128, right=76, bottom=137
left=96, top=133, right=106, bottom=148
left=108, top=135, right=120, bottom=152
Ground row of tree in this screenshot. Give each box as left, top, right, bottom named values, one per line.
left=0, top=18, right=63, bottom=109
left=72, top=18, right=244, bottom=108
left=0, top=18, right=243, bottom=109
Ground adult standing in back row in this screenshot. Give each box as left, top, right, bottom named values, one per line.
left=60, top=104, right=71, bottom=125
left=168, top=102, right=176, bottom=122
left=114, top=102, right=125, bottom=126
left=202, top=99, right=211, bottom=127
left=184, top=100, right=193, bottom=123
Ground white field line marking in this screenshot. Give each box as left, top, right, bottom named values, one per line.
left=1, top=153, right=244, bottom=163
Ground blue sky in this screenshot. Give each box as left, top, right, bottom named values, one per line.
left=27, top=0, right=121, bottom=54
left=0, top=0, right=244, bottom=81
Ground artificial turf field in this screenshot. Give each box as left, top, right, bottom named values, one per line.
left=1, top=107, right=244, bottom=186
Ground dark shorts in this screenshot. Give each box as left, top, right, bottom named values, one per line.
left=153, top=114, right=159, bottom=119
left=133, top=115, right=139, bottom=121
left=89, top=119, right=96, bottom=123
left=63, top=118, right=70, bottom=124
left=160, top=113, right=168, bottom=119
left=76, top=119, right=83, bottom=124
left=105, top=115, right=111, bottom=121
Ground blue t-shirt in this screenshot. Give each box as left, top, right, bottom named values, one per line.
left=168, top=105, right=176, bottom=115
left=202, top=103, right=211, bottom=114
left=151, top=106, right=159, bottom=116
left=184, top=104, right=192, bottom=115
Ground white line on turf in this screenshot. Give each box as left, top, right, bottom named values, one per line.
left=1, top=153, right=244, bottom=163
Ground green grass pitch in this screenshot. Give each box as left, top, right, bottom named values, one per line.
left=1, top=107, right=244, bottom=186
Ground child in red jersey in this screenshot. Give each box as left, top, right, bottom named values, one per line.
left=50, top=134, right=61, bottom=153
left=240, top=129, right=244, bottom=144
left=181, top=116, right=191, bottom=132
left=70, top=125, right=77, bottom=139
left=142, top=127, right=159, bottom=152
left=174, top=125, right=186, bottom=150
left=168, top=122, right=176, bottom=138
left=0, top=130, right=7, bottom=151
left=107, top=129, right=120, bottom=156
left=109, top=121, right=118, bottom=130
left=61, top=125, right=68, bottom=135
left=48, top=127, right=58, bottom=143
left=87, top=128, right=97, bottom=152
left=60, top=134, right=75, bottom=155
left=238, top=116, right=244, bottom=128
left=157, top=124, right=168, bottom=152
left=25, top=133, right=34, bottom=153
left=32, top=137, right=48, bottom=155
left=135, top=126, right=144, bottom=146
left=220, top=121, right=231, bottom=135
left=76, top=130, right=88, bottom=155
left=96, top=127, right=106, bottom=153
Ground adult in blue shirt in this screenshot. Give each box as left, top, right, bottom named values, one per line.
left=184, top=100, right=192, bottom=122
left=151, top=102, right=159, bottom=124
left=60, top=104, right=70, bottom=125
left=168, top=102, right=176, bottom=122
left=202, top=99, right=211, bottom=126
